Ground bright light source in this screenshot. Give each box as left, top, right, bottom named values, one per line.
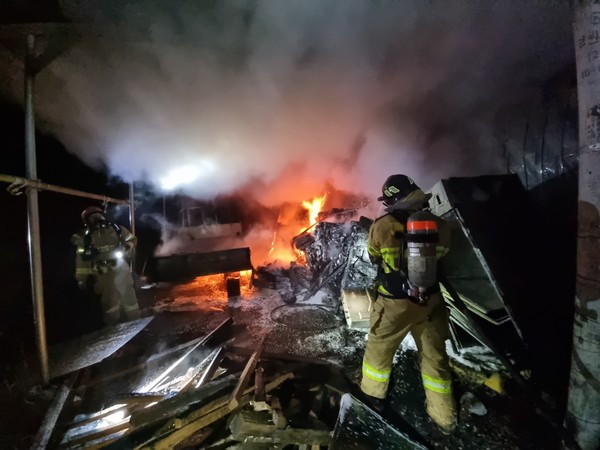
left=114, top=250, right=124, bottom=259
left=159, top=165, right=201, bottom=191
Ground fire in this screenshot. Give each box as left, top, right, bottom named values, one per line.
left=266, top=194, right=327, bottom=265
left=302, top=194, right=327, bottom=227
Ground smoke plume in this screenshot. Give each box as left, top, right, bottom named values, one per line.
left=31, top=0, right=573, bottom=202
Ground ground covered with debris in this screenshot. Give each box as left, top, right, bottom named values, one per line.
left=0, top=271, right=572, bottom=450
left=0, top=213, right=575, bottom=449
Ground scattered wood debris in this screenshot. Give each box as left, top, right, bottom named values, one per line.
left=37, top=314, right=417, bottom=450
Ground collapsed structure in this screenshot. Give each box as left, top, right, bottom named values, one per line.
left=20, top=173, right=578, bottom=449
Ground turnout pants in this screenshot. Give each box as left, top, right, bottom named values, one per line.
left=361, top=292, right=456, bottom=429
left=94, top=260, right=140, bottom=325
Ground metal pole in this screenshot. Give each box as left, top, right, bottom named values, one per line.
left=0, top=174, right=129, bottom=205
left=24, top=33, right=49, bottom=385
left=129, top=183, right=136, bottom=272
left=567, top=3, right=600, bottom=448
left=129, top=183, right=135, bottom=235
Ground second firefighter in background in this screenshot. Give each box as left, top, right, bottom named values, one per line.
left=71, top=206, right=140, bottom=326
left=360, top=174, right=457, bottom=434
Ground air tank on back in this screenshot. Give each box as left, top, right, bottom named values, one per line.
left=406, top=210, right=439, bottom=289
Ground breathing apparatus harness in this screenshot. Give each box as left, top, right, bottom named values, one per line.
left=82, top=221, right=126, bottom=271
left=375, top=208, right=441, bottom=305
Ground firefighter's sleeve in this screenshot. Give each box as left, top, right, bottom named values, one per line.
left=367, top=225, right=383, bottom=266
left=119, top=226, right=137, bottom=251
left=70, top=232, right=83, bottom=247
left=379, top=220, right=404, bottom=273
left=370, top=219, right=404, bottom=274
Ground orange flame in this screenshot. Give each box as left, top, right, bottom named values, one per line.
left=302, top=194, right=327, bottom=227
left=266, top=193, right=327, bottom=265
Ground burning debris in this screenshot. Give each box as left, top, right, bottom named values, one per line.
left=255, top=206, right=374, bottom=309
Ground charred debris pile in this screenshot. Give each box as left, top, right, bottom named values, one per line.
left=24, top=177, right=575, bottom=449
left=32, top=212, right=424, bottom=449
left=32, top=316, right=426, bottom=450
left=255, top=209, right=375, bottom=308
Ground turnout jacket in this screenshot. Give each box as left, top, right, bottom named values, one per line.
left=71, top=222, right=136, bottom=284
left=368, top=211, right=450, bottom=298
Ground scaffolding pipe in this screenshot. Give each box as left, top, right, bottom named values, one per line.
left=128, top=183, right=136, bottom=235
left=567, top=3, right=600, bottom=449
left=0, top=174, right=129, bottom=205
left=128, top=183, right=136, bottom=271
left=24, top=33, right=49, bottom=385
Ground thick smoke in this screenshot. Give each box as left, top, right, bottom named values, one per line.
left=32, top=0, right=573, bottom=202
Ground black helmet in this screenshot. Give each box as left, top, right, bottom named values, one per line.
left=377, top=174, right=419, bottom=207
left=81, top=206, right=105, bottom=225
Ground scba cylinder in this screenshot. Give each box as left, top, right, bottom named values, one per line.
left=406, top=211, right=439, bottom=289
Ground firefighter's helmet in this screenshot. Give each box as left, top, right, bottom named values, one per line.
left=81, top=206, right=105, bottom=224
left=377, top=174, right=419, bottom=207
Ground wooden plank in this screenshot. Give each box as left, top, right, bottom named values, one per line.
left=161, top=372, right=293, bottom=434
left=230, top=410, right=332, bottom=446
left=228, top=336, right=266, bottom=410
left=141, top=404, right=230, bottom=450
left=253, top=366, right=269, bottom=411
left=31, top=373, right=78, bottom=449
left=129, top=374, right=237, bottom=427
left=254, top=366, right=265, bottom=402
left=141, top=373, right=294, bottom=450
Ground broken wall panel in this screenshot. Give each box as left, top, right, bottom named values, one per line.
left=428, top=176, right=529, bottom=330
left=153, top=247, right=252, bottom=282
left=427, top=174, right=572, bottom=374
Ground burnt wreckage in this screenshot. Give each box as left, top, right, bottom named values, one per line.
left=28, top=174, right=573, bottom=449
left=270, top=173, right=570, bottom=413
left=277, top=175, right=532, bottom=364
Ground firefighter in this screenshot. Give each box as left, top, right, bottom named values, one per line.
left=360, top=174, right=457, bottom=434
left=71, top=206, right=141, bottom=326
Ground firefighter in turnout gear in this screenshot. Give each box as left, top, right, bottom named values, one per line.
left=360, top=174, right=457, bottom=434
left=71, top=206, right=140, bottom=326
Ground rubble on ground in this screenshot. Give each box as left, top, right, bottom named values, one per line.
left=7, top=208, right=570, bottom=449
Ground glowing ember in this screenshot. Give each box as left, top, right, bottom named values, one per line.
left=170, top=271, right=253, bottom=302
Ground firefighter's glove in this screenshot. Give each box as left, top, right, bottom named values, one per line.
left=404, top=281, right=429, bottom=306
